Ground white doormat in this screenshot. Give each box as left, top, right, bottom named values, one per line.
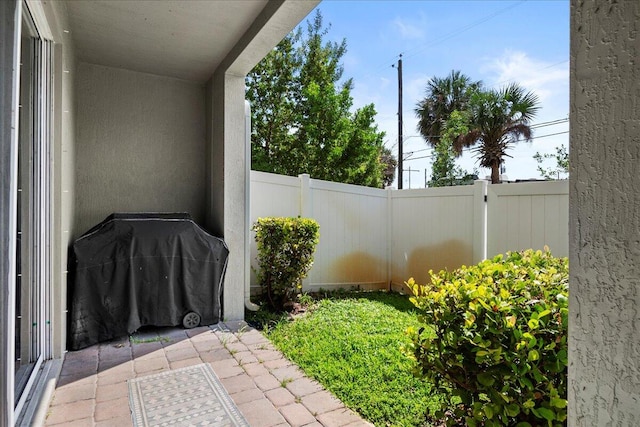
left=128, top=363, right=249, bottom=427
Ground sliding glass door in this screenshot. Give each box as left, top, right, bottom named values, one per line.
left=14, top=5, right=52, bottom=415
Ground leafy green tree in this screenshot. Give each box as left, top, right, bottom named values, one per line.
left=429, top=110, right=476, bottom=187
left=534, top=144, right=569, bottom=179
left=415, top=71, right=480, bottom=186
left=380, top=147, right=397, bottom=188
left=429, top=142, right=468, bottom=187
left=415, top=70, right=481, bottom=154
left=456, top=83, right=540, bottom=184
left=246, top=10, right=386, bottom=188
left=247, top=29, right=301, bottom=174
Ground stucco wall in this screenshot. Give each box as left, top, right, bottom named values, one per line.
left=570, top=1, right=640, bottom=425
left=74, top=63, right=206, bottom=236
left=207, top=72, right=247, bottom=321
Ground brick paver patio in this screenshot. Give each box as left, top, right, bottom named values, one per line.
left=45, top=322, right=372, bottom=427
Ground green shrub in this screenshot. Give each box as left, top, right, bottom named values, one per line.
left=253, top=217, right=319, bottom=311
left=406, top=248, right=568, bottom=427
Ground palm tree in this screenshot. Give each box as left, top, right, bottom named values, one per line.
left=415, top=70, right=481, bottom=154
left=455, top=83, right=539, bottom=184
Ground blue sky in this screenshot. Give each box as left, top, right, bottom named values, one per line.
left=307, top=0, right=570, bottom=186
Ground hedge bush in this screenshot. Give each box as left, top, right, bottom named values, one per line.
left=406, top=248, right=569, bottom=427
left=253, top=217, right=319, bottom=311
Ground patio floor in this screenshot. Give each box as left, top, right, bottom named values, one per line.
left=44, top=322, right=372, bottom=427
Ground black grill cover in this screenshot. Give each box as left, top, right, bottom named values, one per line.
left=68, top=213, right=228, bottom=350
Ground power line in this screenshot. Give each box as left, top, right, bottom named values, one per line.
left=397, top=105, right=567, bottom=136
left=401, top=116, right=568, bottom=150
left=402, top=110, right=569, bottom=123
left=526, top=130, right=569, bottom=140
left=366, top=1, right=527, bottom=74
left=530, top=117, right=569, bottom=129
left=403, top=131, right=569, bottom=162
left=401, top=1, right=528, bottom=61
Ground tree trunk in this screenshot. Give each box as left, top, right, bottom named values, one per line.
left=491, top=163, right=500, bottom=184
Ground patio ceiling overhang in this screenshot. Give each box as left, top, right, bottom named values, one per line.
left=64, top=0, right=319, bottom=81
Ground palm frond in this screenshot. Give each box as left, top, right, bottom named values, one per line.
left=415, top=70, right=482, bottom=146
left=506, top=122, right=533, bottom=142
left=453, top=130, right=481, bottom=155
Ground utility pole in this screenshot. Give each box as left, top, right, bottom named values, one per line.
left=397, top=54, right=403, bottom=189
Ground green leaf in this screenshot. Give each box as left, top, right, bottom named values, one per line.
left=505, top=403, right=520, bottom=417
left=536, top=407, right=556, bottom=421
left=551, top=398, right=567, bottom=409
left=528, top=349, right=540, bottom=361
left=477, top=372, right=495, bottom=387
left=246, top=10, right=387, bottom=188
left=520, top=377, right=534, bottom=390
left=538, top=309, right=551, bottom=318
left=472, top=402, right=484, bottom=420
left=483, top=404, right=494, bottom=419
left=557, top=349, right=568, bottom=365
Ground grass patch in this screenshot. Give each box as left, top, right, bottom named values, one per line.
left=129, top=335, right=170, bottom=344
left=261, top=291, right=444, bottom=426
left=245, top=304, right=291, bottom=331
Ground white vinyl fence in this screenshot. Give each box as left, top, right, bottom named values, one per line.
left=390, top=182, right=486, bottom=287
left=250, top=170, right=569, bottom=293
left=486, top=181, right=569, bottom=258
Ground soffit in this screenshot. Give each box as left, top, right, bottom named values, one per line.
left=65, top=0, right=269, bottom=82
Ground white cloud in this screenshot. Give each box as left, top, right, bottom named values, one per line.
left=481, top=50, right=568, bottom=103
left=480, top=51, right=570, bottom=139
left=392, top=16, right=426, bottom=40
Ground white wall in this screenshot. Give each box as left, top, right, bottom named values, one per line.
left=569, top=1, right=640, bottom=424
left=74, top=63, right=207, bottom=237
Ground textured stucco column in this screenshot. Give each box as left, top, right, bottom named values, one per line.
left=569, top=1, right=640, bottom=425
left=202, top=0, right=319, bottom=322
left=207, top=71, right=247, bottom=321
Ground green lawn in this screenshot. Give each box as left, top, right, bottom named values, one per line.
left=253, top=292, right=445, bottom=426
